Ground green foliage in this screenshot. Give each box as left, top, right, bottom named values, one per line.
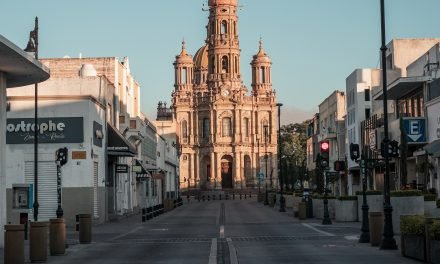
left=390, top=190, right=422, bottom=197
left=424, top=194, right=437, bottom=201
left=337, top=196, right=357, bottom=201
left=355, top=190, right=382, bottom=196
left=400, top=215, right=425, bottom=236
left=430, top=220, right=440, bottom=240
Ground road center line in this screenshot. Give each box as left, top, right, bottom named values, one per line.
left=226, top=238, right=238, bottom=264
left=208, top=238, right=217, bottom=264
left=109, top=226, right=144, bottom=241
left=302, top=223, right=335, bottom=237
left=219, top=225, right=225, bottom=238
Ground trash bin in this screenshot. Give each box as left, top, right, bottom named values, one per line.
left=298, top=202, right=307, bottom=220
left=78, top=214, right=92, bottom=244
left=30, top=221, right=49, bottom=262
left=50, top=218, right=66, bottom=256
left=369, top=212, right=384, bottom=246
left=4, top=224, right=25, bottom=264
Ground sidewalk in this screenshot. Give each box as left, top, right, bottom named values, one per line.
left=0, top=213, right=145, bottom=263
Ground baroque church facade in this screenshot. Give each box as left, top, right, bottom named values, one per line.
left=171, top=0, right=278, bottom=190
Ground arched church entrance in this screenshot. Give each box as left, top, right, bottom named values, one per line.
left=221, top=155, right=233, bottom=189
left=201, top=156, right=211, bottom=189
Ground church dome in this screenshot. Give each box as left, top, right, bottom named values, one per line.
left=175, top=40, right=193, bottom=64
left=208, top=0, right=237, bottom=7
left=252, top=38, right=271, bottom=64
left=193, top=44, right=209, bottom=69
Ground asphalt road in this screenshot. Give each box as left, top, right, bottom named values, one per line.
left=39, top=198, right=418, bottom=264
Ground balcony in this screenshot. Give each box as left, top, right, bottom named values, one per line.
left=124, top=116, right=146, bottom=146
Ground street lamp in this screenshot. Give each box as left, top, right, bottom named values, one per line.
left=264, top=125, right=269, bottom=206
left=379, top=0, right=397, bottom=250
left=256, top=137, right=261, bottom=194
left=276, top=103, right=286, bottom=212
left=24, top=17, right=40, bottom=222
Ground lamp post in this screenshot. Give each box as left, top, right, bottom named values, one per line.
left=322, top=170, right=332, bottom=225
left=264, top=125, right=269, bottom=206
left=257, top=137, right=260, bottom=194
left=276, top=103, right=285, bottom=212
left=24, top=17, right=39, bottom=222
left=359, top=155, right=370, bottom=243
left=379, top=0, right=397, bottom=250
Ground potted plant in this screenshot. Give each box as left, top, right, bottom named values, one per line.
left=335, top=196, right=358, bottom=222
left=400, top=215, right=426, bottom=261
left=429, top=220, right=440, bottom=264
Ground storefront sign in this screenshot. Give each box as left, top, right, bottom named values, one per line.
left=72, top=151, right=87, bottom=160
left=115, top=164, right=129, bottom=173
left=6, top=117, right=83, bottom=144
left=402, top=117, right=427, bottom=144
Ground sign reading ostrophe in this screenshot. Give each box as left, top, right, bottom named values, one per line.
left=6, top=117, right=84, bottom=144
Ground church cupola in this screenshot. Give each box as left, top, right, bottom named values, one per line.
left=251, top=38, right=272, bottom=93
left=174, top=40, right=194, bottom=91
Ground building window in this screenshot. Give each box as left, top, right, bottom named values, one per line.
left=182, top=120, right=188, bottom=141
left=210, top=56, right=215, bottom=74
left=211, top=21, right=215, bottom=35
left=181, top=67, right=187, bottom=84
left=222, top=117, right=232, bottom=137
left=243, top=118, right=249, bottom=137
left=365, top=108, right=371, bottom=119
left=222, top=56, right=229, bottom=74
left=364, top=89, right=370, bottom=101
left=260, top=67, right=265, bottom=83
left=262, top=120, right=269, bottom=142
left=221, top=20, right=227, bottom=34
left=203, top=118, right=210, bottom=139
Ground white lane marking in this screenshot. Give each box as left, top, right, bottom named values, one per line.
left=151, top=228, right=169, bottom=231
left=208, top=238, right=217, bottom=264
left=226, top=238, right=239, bottom=264
left=302, top=223, right=335, bottom=237
left=109, top=226, right=144, bottom=241
left=219, top=225, right=225, bottom=239
left=344, top=235, right=359, bottom=241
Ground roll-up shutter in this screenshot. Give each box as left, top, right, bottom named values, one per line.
left=93, top=162, right=99, bottom=218
left=25, top=161, right=57, bottom=221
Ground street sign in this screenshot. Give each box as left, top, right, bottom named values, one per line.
left=403, top=117, right=427, bottom=144
left=115, top=164, right=129, bottom=173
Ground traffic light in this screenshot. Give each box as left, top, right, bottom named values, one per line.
left=56, top=147, right=68, bottom=166
left=320, top=141, right=330, bottom=169
left=380, top=140, right=399, bottom=158
left=334, top=161, right=346, bottom=172
left=349, top=143, right=360, bottom=161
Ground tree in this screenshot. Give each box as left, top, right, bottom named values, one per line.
left=280, top=122, right=308, bottom=191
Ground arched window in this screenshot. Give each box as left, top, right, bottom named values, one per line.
left=262, top=119, right=269, bottom=142
left=210, top=56, right=215, bottom=74
left=222, top=56, right=229, bottom=74
left=182, top=120, right=188, bottom=141
left=221, top=20, right=227, bottom=34
left=234, top=56, right=238, bottom=74
left=211, top=21, right=215, bottom=35
left=203, top=118, right=210, bottom=139
left=260, top=67, right=265, bottom=83
left=243, top=117, right=249, bottom=137
left=181, top=67, right=187, bottom=84
left=233, top=21, right=237, bottom=35
left=222, top=117, right=232, bottom=137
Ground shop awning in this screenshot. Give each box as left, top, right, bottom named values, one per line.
left=424, top=139, right=440, bottom=158
left=376, top=76, right=429, bottom=100
left=107, top=123, right=137, bottom=157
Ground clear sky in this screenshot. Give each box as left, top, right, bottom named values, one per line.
left=2, top=0, right=440, bottom=124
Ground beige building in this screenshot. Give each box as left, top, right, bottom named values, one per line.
left=171, top=0, right=278, bottom=191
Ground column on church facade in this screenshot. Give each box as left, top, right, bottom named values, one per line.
left=195, top=150, right=200, bottom=188
left=210, top=151, right=215, bottom=189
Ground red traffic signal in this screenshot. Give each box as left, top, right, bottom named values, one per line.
left=320, top=141, right=329, bottom=152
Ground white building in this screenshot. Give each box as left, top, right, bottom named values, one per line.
left=0, top=34, right=50, bottom=247
left=318, top=91, right=346, bottom=195
left=345, top=69, right=380, bottom=195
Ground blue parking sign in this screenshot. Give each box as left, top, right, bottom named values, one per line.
left=403, top=118, right=426, bottom=143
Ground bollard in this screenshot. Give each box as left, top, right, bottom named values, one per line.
left=208, top=195, right=211, bottom=201
left=240, top=193, right=242, bottom=200
left=249, top=192, right=252, bottom=198
left=369, top=212, right=384, bottom=246
left=198, top=195, right=201, bottom=202
left=30, top=221, right=49, bottom=262
left=219, top=194, right=222, bottom=200
left=78, top=214, right=92, bottom=244
left=245, top=193, right=247, bottom=199
left=187, top=195, right=190, bottom=203
left=298, top=202, right=307, bottom=220
left=233, top=193, right=235, bottom=200
left=50, top=218, right=66, bottom=256
left=4, top=224, right=25, bottom=264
